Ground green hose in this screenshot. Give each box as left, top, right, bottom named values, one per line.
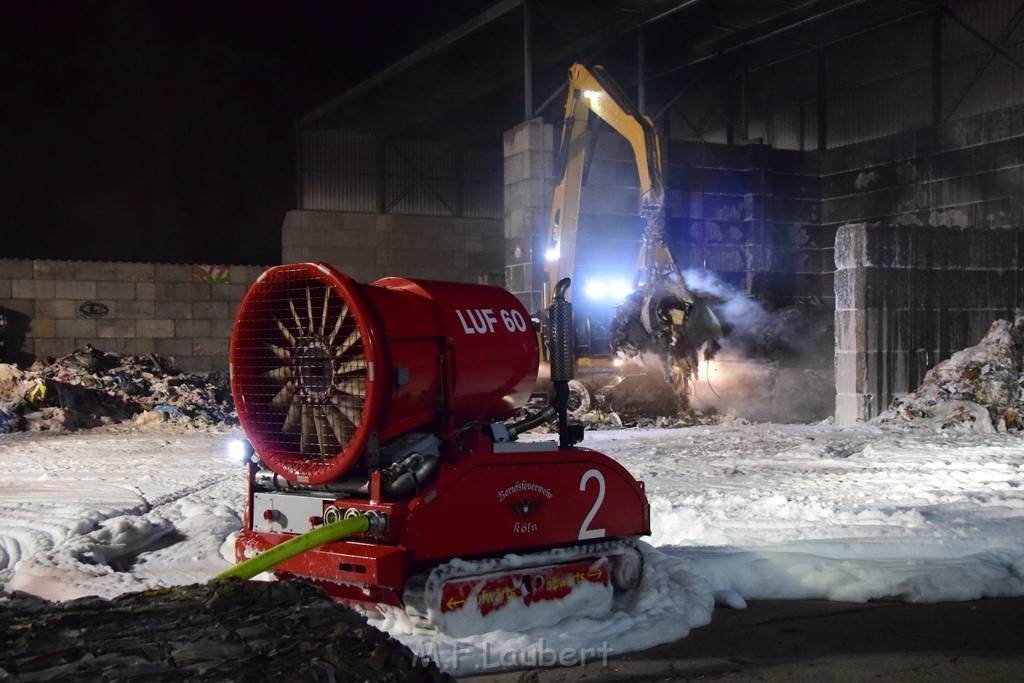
left=214, top=514, right=370, bottom=582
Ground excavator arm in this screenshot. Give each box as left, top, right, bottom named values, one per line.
left=542, top=63, right=721, bottom=385
left=543, top=63, right=665, bottom=302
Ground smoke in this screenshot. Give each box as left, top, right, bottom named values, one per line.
left=682, top=269, right=835, bottom=423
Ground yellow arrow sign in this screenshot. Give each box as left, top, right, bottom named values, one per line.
left=446, top=597, right=464, bottom=610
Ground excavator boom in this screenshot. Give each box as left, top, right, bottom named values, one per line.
left=543, top=64, right=665, bottom=302
left=543, top=63, right=721, bottom=393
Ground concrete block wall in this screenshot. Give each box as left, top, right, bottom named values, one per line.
left=502, top=119, right=554, bottom=313
left=281, top=210, right=504, bottom=286
left=821, top=107, right=1024, bottom=233
left=834, top=223, right=1024, bottom=425
left=500, top=120, right=832, bottom=314
left=0, top=260, right=268, bottom=373
left=665, top=141, right=828, bottom=308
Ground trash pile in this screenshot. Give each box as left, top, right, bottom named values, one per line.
left=0, top=345, right=236, bottom=433
left=0, top=578, right=450, bottom=682
left=877, top=311, right=1024, bottom=432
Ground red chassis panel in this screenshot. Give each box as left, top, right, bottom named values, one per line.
left=400, top=442, right=649, bottom=565
left=237, top=438, right=650, bottom=607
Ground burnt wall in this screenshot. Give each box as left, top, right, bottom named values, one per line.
left=821, top=107, right=1024, bottom=232
left=578, top=104, right=1024, bottom=317
left=572, top=136, right=830, bottom=311
left=824, top=106, right=1024, bottom=423
left=835, top=223, right=1024, bottom=424
left=664, top=141, right=827, bottom=308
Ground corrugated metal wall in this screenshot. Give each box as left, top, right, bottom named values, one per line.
left=745, top=54, right=817, bottom=150
left=462, top=147, right=505, bottom=219
left=942, top=0, right=1024, bottom=120
left=826, top=15, right=933, bottom=146
left=300, top=130, right=378, bottom=212
left=298, top=130, right=502, bottom=219
left=668, top=0, right=1024, bottom=150
left=384, top=139, right=457, bottom=215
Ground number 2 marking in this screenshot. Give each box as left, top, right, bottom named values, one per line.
left=578, top=469, right=606, bottom=540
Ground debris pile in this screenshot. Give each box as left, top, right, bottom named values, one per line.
left=0, top=345, right=236, bottom=433
left=520, top=401, right=724, bottom=432
left=0, top=579, right=450, bottom=682
left=877, top=312, right=1024, bottom=432
left=576, top=408, right=726, bottom=431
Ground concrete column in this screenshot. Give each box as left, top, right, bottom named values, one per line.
left=503, top=119, right=553, bottom=313
left=834, top=223, right=871, bottom=425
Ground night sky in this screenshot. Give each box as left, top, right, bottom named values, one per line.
left=1, top=1, right=486, bottom=266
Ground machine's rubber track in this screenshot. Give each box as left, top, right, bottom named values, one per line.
left=402, top=539, right=644, bottom=632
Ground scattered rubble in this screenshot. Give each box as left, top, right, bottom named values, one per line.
left=575, top=408, right=727, bottom=431
left=877, top=311, right=1024, bottom=432
left=0, top=345, right=236, bottom=433
left=597, top=372, right=684, bottom=418
left=521, top=400, right=725, bottom=432
left=0, top=578, right=450, bottom=682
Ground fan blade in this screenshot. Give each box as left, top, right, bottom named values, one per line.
left=265, top=342, right=291, bottom=360
left=335, top=358, right=366, bottom=379
left=275, top=318, right=296, bottom=346
left=320, top=286, right=331, bottom=336
left=305, top=287, right=315, bottom=334
left=332, top=395, right=364, bottom=426
left=328, top=304, right=349, bottom=345
left=313, top=405, right=331, bottom=456
left=264, top=366, right=292, bottom=384
left=300, top=405, right=314, bottom=453
left=335, top=328, right=361, bottom=358
left=334, top=377, right=366, bottom=397
left=271, top=381, right=295, bottom=408
left=288, top=298, right=303, bottom=335
left=326, top=405, right=354, bottom=445
left=282, top=395, right=302, bottom=433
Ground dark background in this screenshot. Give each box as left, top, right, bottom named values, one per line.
left=1, top=1, right=488, bottom=265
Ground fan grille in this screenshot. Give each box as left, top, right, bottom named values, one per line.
left=232, top=266, right=371, bottom=476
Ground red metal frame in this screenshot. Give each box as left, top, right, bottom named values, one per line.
left=230, top=264, right=650, bottom=617
left=236, top=431, right=650, bottom=609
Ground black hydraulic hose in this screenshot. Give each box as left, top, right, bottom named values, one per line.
left=507, top=405, right=557, bottom=439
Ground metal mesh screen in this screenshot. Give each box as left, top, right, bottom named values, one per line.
left=233, top=267, right=368, bottom=462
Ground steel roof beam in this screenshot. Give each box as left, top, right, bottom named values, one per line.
left=297, top=0, right=524, bottom=129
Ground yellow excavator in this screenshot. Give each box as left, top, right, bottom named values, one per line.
left=540, top=63, right=721, bottom=415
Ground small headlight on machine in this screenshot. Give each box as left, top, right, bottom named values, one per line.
left=227, top=439, right=254, bottom=464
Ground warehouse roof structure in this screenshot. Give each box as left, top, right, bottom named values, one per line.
left=298, top=0, right=957, bottom=141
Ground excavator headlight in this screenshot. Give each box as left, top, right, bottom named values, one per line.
left=584, top=279, right=632, bottom=301
left=609, top=279, right=632, bottom=300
